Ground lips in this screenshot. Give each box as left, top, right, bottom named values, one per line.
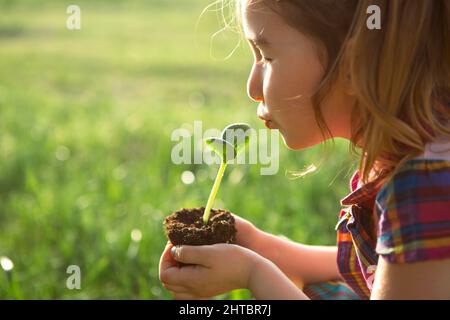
left=257, top=104, right=276, bottom=129
left=263, top=119, right=275, bottom=129
left=257, top=103, right=269, bottom=119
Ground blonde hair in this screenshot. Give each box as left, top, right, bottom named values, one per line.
left=346, top=0, right=450, bottom=185
left=219, top=0, right=450, bottom=185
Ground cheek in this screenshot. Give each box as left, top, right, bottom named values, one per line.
left=284, top=56, right=323, bottom=98
left=265, top=57, right=323, bottom=121
left=265, top=55, right=324, bottom=110
left=264, top=57, right=327, bottom=149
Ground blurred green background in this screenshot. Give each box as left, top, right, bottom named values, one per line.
left=0, top=0, right=358, bottom=299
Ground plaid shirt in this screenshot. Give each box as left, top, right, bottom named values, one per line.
left=305, top=159, right=450, bottom=300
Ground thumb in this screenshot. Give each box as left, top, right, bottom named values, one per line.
left=159, top=242, right=177, bottom=272
left=171, top=245, right=213, bottom=266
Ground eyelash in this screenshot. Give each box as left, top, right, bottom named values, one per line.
left=256, top=51, right=272, bottom=64
left=251, top=44, right=272, bottom=64
left=261, top=56, right=272, bottom=63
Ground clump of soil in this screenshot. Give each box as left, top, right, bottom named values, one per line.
left=164, top=207, right=237, bottom=246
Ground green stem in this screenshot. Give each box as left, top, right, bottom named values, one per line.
left=203, top=161, right=227, bottom=225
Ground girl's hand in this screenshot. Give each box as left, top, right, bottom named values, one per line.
left=232, top=213, right=263, bottom=248
left=159, top=242, right=261, bottom=299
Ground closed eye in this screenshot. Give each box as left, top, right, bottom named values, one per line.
left=261, top=56, right=272, bottom=63
left=248, top=41, right=272, bottom=64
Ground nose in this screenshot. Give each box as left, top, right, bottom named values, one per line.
left=247, top=63, right=264, bottom=103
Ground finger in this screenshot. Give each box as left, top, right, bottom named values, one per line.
left=173, top=293, right=207, bottom=300
left=159, top=242, right=179, bottom=284
left=159, top=242, right=176, bottom=269
left=162, top=283, right=190, bottom=294
left=162, top=263, right=207, bottom=287
left=173, top=293, right=196, bottom=300
left=231, top=214, right=255, bottom=245
left=171, top=245, right=214, bottom=266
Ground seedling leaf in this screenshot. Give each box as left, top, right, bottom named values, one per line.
left=221, top=123, right=252, bottom=155
left=205, top=137, right=236, bottom=163
left=202, top=123, right=253, bottom=225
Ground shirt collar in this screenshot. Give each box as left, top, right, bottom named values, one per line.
left=340, top=170, right=384, bottom=208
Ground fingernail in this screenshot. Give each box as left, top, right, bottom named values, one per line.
left=171, top=246, right=177, bottom=258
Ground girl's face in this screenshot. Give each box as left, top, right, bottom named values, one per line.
left=242, top=0, right=355, bottom=150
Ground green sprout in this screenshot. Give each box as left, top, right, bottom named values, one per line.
left=202, top=123, right=252, bottom=225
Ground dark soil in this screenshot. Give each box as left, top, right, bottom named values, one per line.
left=164, top=207, right=237, bottom=246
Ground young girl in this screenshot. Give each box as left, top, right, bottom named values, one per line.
left=159, top=0, right=450, bottom=299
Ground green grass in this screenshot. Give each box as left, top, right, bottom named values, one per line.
left=0, top=0, right=359, bottom=299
